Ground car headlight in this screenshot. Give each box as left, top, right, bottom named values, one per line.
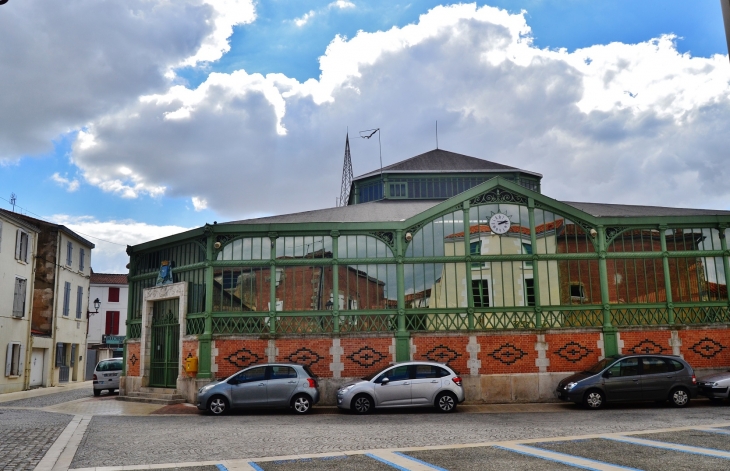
left=339, top=385, right=354, bottom=394
left=199, top=384, right=215, bottom=394
left=565, top=382, right=578, bottom=391
left=712, top=382, right=719, bottom=387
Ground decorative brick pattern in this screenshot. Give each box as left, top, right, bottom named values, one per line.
left=477, top=334, right=537, bottom=374
left=619, top=330, right=671, bottom=356
left=126, top=342, right=140, bottom=377
left=546, top=333, right=601, bottom=373
left=413, top=336, right=468, bottom=375
left=679, top=329, right=730, bottom=368
left=341, top=337, right=392, bottom=378
left=214, top=339, right=268, bottom=379
left=181, top=340, right=198, bottom=378
left=277, top=338, right=332, bottom=378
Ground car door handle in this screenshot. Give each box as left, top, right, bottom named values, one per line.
left=431, top=380, right=438, bottom=383
left=258, top=383, right=265, bottom=386
left=403, top=382, right=410, bottom=385
left=633, top=379, right=639, bottom=382
left=287, top=381, right=297, bottom=384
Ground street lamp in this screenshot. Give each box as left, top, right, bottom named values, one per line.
left=87, top=298, right=101, bottom=316
left=325, top=300, right=334, bottom=310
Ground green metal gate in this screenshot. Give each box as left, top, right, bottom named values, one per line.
left=150, top=299, right=180, bottom=388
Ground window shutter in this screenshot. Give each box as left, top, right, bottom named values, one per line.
left=12, top=278, right=26, bottom=318
left=76, top=286, right=83, bottom=319
left=70, top=344, right=76, bottom=366
left=67, top=242, right=72, bottom=265
left=79, top=248, right=85, bottom=271
left=17, top=345, right=25, bottom=377
left=23, top=233, right=30, bottom=263
left=55, top=343, right=64, bottom=366
left=15, top=229, right=22, bottom=260
left=113, top=312, right=120, bottom=335
left=63, top=282, right=71, bottom=316
left=5, top=344, right=12, bottom=377
left=105, top=312, right=112, bottom=335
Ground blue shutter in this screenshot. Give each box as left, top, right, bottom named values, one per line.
left=79, top=248, right=85, bottom=271
left=67, top=242, right=73, bottom=265
left=76, top=286, right=83, bottom=319
left=63, top=282, right=71, bottom=316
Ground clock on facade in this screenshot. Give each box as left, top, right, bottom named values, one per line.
left=489, top=213, right=511, bottom=235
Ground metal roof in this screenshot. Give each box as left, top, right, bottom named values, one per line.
left=353, top=148, right=542, bottom=181
left=562, top=202, right=730, bottom=218
left=223, top=200, right=442, bottom=225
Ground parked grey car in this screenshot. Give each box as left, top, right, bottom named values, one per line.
left=697, top=370, right=730, bottom=402
left=337, top=361, right=464, bottom=414
left=197, top=363, right=320, bottom=415
left=556, top=354, right=697, bottom=409
left=93, top=358, right=123, bottom=396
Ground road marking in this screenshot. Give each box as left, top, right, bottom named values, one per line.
left=392, top=452, right=447, bottom=470
left=366, top=451, right=439, bottom=470
left=35, top=415, right=91, bottom=471
left=694, top=427, right=730, bottom=436
left=603, top=436, right=730, bottom=459
left=496, top=444, right=642, bottom=471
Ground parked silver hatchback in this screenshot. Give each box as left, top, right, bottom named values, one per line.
left=337, top=361, right=464, bottom=414
left=197, top=363, right=320, bottom=415
left=93, top=358, right=123, bottom=396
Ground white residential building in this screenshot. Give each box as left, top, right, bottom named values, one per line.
left=86, top=272, right=128, bottom=377
left=0, top=209, right=95, bottom=389
left=0, top=211, right=39, bottom=394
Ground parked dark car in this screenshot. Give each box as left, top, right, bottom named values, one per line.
left=196, top=363, right=320, bottom=415
left=697, top=370, right=730, bottom=403
left=556, top=354, right=697, bottom=409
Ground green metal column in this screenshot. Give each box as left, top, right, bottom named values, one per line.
left=331, top=231, right=340, bottom=333
left=659, top=226, right=675, bottom=325
left=527, top=199, right=542, bottom=328
left=122, top=248, right=134, bottom=377
left=597, top=225, right=619, bottom=356
left=269, top=233, right=278, bottom=335
left=463, top=201, right=475, bottom=330
left=198, top=231, right=214, bottom=379
left=395, top=229, right=410, bottom=361
left=719, top=226, right=730, bottom=314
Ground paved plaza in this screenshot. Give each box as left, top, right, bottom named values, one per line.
left=1, top=384, right=730, bottom=471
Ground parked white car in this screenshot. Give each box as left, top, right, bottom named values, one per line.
left=93, top=358, right=123, bottom=396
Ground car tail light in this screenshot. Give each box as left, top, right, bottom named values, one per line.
left=307, top=378, right=317, bottom=388
left=452, top=376, right=462, bottom=386
left=93, top=374, right=97, bottom=381
left=692, top=374, right=697, bottom=385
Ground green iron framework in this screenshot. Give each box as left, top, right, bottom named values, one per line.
left=124, top=179, right=730, bottom=378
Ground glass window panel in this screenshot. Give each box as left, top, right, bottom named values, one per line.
left=213, top=267, right=267, bottom=312
left=341, top=264, right=395, bottom=310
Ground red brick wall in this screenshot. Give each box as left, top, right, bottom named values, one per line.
left=477, top=334, right=537, bottom=374
left=126, top=342, right=140, bottom=377
left=679, top=328, right=730, bottom=368
left=276, top=338, right=332, bottom=378
left=546, top=332, right=601, bottom=372
left=341, top=337, right=393, bottom=378
left=413, top=335, right=469, bottom=375
left=214, top=339, right=268, bottom=379
left=620, top=330, right=672, bottom=355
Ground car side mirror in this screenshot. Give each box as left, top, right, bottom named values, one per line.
left=603, top=371, right=613, bottom=378
left=381, top=377, right=390, bottom=385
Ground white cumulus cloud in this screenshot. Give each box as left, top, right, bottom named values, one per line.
left=66, top=2, right=730, bottom=221
left=51, top=173, right=80, bottom=192
left=192, top=196, right=208, bottom=211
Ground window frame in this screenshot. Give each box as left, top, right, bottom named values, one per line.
left=471, top=279, right=490, bottom=308
left=15, top=229, right=30, bottom=263
left=108, top=287, right=120, bottom=303
left=5, top=342, right=24, bottom=377
left=12, top=277, right=27, bottom=318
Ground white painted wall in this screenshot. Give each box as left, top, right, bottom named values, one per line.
left=0, top=215, right=37, bottom=394
left=88, top=283, right=128, bottom=344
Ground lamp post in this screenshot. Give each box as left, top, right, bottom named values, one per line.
left=87, top=298, right=101, bottom=317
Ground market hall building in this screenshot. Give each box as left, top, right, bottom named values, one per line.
left=120, top=149, right=730, bottom=403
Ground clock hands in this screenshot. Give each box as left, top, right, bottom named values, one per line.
left=497, top=220, right=508, bottom=225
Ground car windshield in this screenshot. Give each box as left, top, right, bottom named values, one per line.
left=96, top=360, right=122, bottom=371
left=583, top=358, right=615, bottom=374
left=362, top=364, right=392, bottom=381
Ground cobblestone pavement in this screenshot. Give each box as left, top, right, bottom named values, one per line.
left=70, top=402, right=730, bottom=468
left=0, top=409, right=73, bottom=470
left=0, top=388, right=94, bottom=408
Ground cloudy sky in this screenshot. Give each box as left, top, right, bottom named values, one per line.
left=0, top=0, right=728, bottom=273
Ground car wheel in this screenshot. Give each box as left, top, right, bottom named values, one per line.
left=291, top=394, right=312, bottom=414
left=93, top=389, right=101, bottom=397
left=435, top=392, right=457, bottom=413
left=583, top=389, right=605, bottom=410
left=670, top=387, right=690, bottom=408
left=207, top=395, right=229, bottom=415
left=352, top=394, right=374, bottom=415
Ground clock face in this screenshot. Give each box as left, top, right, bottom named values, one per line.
left=489, top=213, right=511, bottom=235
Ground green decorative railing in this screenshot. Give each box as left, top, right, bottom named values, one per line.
left=612, top=307, right=670, bottom=326
left=185, top=315, right=206, bottom=336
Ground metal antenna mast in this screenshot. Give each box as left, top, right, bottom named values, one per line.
left=339, top=132, right=353, bottom=207
left=10, top=193, right=16, bottom=212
